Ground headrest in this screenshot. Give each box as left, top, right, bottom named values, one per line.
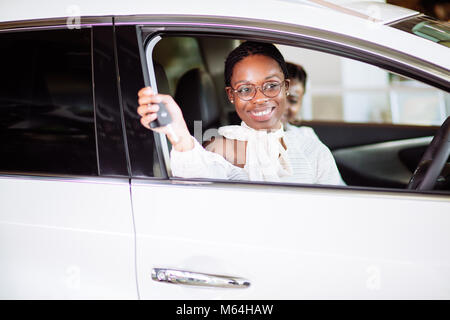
left=174, top=68, right=221, bottom=134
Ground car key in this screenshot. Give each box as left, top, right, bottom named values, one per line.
left=149, top=101, right=179, bottom=143
left=150, top=101, right=172, bottom=128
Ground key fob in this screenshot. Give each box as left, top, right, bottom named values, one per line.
left=150, top=102, right=173, bottom=128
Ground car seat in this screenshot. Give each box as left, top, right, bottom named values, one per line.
left=174, top=68, right=221, bottom=141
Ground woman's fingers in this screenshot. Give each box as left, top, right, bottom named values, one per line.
left=140, top=112, right=158, bottom=129
left=138, top=94, right=162, bottom=107
left=136, top=86, right=192, bottom=149
left=137, top=103, right=159, bottom=117
left=137, top=86, right=163, bottom=108
left=137, top=86, right=154, bottom=97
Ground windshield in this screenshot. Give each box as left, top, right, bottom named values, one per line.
left=390, top=15, right=450, bottom=48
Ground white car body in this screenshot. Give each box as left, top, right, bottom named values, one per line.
left=0, top=0, right=449, bottom=299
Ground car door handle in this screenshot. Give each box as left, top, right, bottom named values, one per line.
left=151, top=268, right=250, bottom=288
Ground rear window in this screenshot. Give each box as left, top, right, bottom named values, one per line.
left=0, top=28, right=97, bottom=176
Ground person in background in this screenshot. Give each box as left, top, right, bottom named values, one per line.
left=282, top=62, right=307, bottom=129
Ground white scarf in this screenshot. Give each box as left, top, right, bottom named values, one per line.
left=218, top=121, right=293, bottom=182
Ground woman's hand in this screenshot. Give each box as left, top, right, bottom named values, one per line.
left=137, top=87, right=194, bottom=152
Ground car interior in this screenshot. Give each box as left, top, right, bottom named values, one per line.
left=150, top=35, right=450, bottom=192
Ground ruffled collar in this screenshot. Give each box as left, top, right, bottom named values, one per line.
left=218, top=121, right=292, bottom=182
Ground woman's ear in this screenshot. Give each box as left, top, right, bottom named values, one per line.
left=225, top=87, right=234, bottom=103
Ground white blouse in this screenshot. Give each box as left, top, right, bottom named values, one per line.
left=170, top=122, right=345, bottom=186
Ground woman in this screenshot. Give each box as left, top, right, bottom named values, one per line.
left=137, top=41, right=344, bottom=185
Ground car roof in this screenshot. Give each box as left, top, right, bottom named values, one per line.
left=1, top=0, right=448, bottom=71
left=0, top=0, right=417, bottom=25
left=285, top=0, right=418, bottom=24
left=0, top=0, right=420, bottom=26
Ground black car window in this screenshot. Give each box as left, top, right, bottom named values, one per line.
left=0, top=28, right=97, bottom=176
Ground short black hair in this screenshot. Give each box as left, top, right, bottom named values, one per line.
left=286, top=62, right=307, bottom=91
left=224, top=41, right=289, bottom=87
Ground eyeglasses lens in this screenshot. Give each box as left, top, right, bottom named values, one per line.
left=236, top=82, right=282, bottom=100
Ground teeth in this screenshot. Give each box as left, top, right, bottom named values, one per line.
left=251, top=108, right=272, bottom=116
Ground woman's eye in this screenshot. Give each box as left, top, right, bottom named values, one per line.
left=265, top=82, right=280, bottom=90
left=238, top=86, right=252, bottom=93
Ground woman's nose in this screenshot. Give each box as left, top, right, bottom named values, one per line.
left=253, top=87, right=268, bottom=103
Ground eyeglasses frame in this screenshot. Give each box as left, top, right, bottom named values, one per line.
left=226, top=79, right=290, bottom=101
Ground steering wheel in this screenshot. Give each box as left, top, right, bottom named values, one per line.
left=407, top=116, right=450, bottom=191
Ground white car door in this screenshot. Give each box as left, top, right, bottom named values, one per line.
left=132, top=180, right=450, bottom=299
left=0, top=177, right=137, bottom=299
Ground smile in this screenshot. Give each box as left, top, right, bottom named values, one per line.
left=249, top=107, right=275, bottom=121
left=252, top=108, right=272, bottom=116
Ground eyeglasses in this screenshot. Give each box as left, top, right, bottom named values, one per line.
left=229, top=80, right=288, bottom=101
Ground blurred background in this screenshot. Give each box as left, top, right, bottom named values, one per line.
left=388, top=0, right=449, bottom=21
left=277, top=0, right=450, bottom=126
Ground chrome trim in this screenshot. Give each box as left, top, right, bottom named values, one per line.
left=146, top=35, right=162, bottom=91
left=0, top=16, right=113, bottom=31
left=144, top=35, right=173, bottom=176
left=151, top=268, right=250, bottom=288
left=0, top=172, right=129, bottom=185
left=386, top=13, right=423, bottom=26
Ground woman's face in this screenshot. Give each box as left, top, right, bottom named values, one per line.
left=226, top=54, right=288, bottom=131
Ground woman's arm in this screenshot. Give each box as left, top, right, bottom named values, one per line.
left=315, top=144, right=346, bottom=186
left=137, top=87, right=247, bottom=180
left=171, top=138, right=248, bottom=180
left=204, top=137, right=247, bottom=168
left=137, top=87, right=193, bottom=152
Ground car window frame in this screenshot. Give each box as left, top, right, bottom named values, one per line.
left=115, top=25, right=168, bottom=179
left=128, top=18, right=449, bottom=196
